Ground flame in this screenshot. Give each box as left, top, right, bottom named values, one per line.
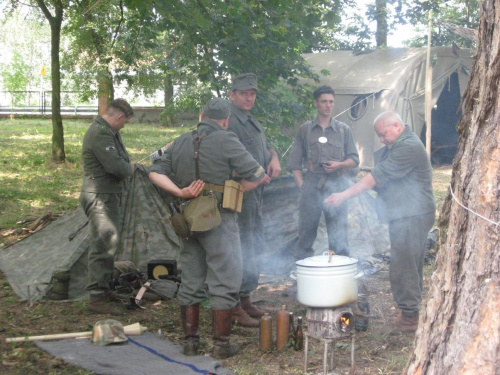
left=341, top=316, right=350, bottom=327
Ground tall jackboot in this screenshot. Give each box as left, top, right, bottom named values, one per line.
left=212, top=309, right=239, bottom=359
left=240, top=296, right=266, bottom=319
left=180, top=304, right=200, bottom=356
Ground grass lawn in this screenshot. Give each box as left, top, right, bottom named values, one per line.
left=0, top=118, right=193, bottom=248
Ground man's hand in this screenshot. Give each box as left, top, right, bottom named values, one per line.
left=324, top=192, right=347, bottom=207
left=322, top=161, right=342, bottom=173
left=267, top=153, right=281, bottom=178
left=179, top=179, right=204, bottom=199
left=241, top=174, right=271, bottom=191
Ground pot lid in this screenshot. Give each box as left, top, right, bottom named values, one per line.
left=295, top=254, right=358, bottom=267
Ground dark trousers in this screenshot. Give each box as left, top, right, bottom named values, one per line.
left=293, top=176, right=350, bottom=260
left=238, top=188, right=265, bottom=297
left=79, top=192, right=122, bottom=293
left=388, top=211, right=435, bottom=315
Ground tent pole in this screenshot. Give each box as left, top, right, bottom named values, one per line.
left=425, top=10, right=433, bottom=158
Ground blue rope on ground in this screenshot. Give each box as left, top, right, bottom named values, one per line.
left=127, top=336, right=214, bottom=375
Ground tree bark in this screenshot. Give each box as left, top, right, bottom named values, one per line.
left=97, top=69, right=114, bottom=115
left=406, top=1, right=500, bottom=374
left=163, top=74, right=174, bottom=127
left=375, top=0, right=388, bottom=47
left=36, top=0, right=65, bottom=163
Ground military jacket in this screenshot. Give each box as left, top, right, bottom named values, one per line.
left=227, top=104, right=272, bottom=170
left=372, top=125, right=436, bottom=221
left=81, top=115, right=133, bottom=193
left=287, top=118, right=359, bottom=173
left=149, top=119, right=266, bottom=188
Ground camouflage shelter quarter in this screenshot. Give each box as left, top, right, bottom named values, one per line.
left=302, top=47, right=473, bottom=167
left=0, top=166, right=180, bottom=302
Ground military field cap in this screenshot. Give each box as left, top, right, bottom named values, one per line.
left=203, top=98, right=231, bottom=119
left=91, top=319, right=128, bottom=346
left=231, top=73, right=259, bottom=91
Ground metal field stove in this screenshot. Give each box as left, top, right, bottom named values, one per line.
left=304, top=306, right=355, bottom=375
left=294, top=252, right=359, bottom=375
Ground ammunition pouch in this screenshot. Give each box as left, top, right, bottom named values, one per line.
left=222, top=180, right=245, bottom=213
left=183, top=193, right=221, bottom=232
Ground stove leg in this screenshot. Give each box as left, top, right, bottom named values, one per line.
left=330, top=339, right=334, bottom=371
left=350, top=335, right=355, bottom=375
left=323, top=340, right=328, bottom=375
left=304, top=333, right=309, bottom=374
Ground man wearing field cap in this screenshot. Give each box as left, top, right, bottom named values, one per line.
left=149, top=97, right=270, bottom=359
left=228, top=73, right=281, bottom=327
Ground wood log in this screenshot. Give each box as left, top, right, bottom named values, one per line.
left=6, top=322, right=147, bottom=343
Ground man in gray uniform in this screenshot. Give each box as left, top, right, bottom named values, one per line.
left=149, top=98, right=270, bottom=359
left=79, top=98, right=135, bottom=315
left=325, top=111, right=435, bottom=333
left=228, top=73, right=281, bottom=327
left=288, top=85, right=359, bottom=261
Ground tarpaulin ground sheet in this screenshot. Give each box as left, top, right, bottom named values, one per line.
left=35, top=332, right=232, bottom=375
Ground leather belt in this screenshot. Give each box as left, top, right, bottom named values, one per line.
left=203, top=183, right=225, bottom=193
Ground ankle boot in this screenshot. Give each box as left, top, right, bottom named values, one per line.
left=394, top=312, right=419, bottom=333
left=231, top=305, right=259, bottom=327
left=180, top=304, right=200, bottom=356
left=88, top=296, right=123, bottom=315
left=212, top=309, right=239, bottom=359
left=240, top=296, right=266, bottom=319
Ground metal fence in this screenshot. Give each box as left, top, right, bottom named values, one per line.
left=0, top=90, right=97, bottom=115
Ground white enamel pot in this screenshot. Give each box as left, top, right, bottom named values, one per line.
left=295, top=252, right=358, bottom=308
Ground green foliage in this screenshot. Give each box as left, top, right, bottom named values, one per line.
left=0, top=51, right=31, bottom=105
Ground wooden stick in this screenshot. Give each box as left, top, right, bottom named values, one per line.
left=6, top=322, right=147, bottom=343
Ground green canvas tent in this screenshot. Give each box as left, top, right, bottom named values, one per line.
left=302, top=47, right=473, bottom=167
left=0, top=165, right=180, bottom=301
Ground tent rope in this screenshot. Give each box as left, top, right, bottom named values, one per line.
left=449, top=183, right=499, bottom=226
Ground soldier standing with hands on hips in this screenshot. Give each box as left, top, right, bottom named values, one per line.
left=149, top=98, right=271, bottom=359
left=288, top=85, right=359, bottom=261
left=79, top=98, right=135, bottom=315
left=324, top=111, right=435, bottom=333
left=228, top=73, right=281, bottom=327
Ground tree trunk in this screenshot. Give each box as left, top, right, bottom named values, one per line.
left=97, top=69, right=114, bottom=115
left=375, top=0, right=388, bottom=47
left=406, top=1, right=500, bottom=374
left=36, top=0, right=65, bottom=163
left=163, top=74, right=174, bottom=127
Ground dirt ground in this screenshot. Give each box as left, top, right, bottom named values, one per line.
left=1, top=166, right=451, bottom=374
left=0, top=259, right=429, bottom=375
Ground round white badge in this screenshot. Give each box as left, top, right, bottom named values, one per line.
left=318, top=136, right=328, bottom=144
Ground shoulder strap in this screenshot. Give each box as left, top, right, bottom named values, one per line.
left=192, top=131, right=207, bottom=180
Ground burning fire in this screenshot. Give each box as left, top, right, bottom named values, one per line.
left=340, top=315, right=350, bottom=332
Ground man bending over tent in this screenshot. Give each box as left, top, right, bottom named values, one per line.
left=79, top=99, right=135, bottom=315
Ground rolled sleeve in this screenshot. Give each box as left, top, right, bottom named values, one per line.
left=149, top=146, right=174, bottom=176
left=287, top=127, right=306, bottom=171
left=344, top=128, right=360, bottom=166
